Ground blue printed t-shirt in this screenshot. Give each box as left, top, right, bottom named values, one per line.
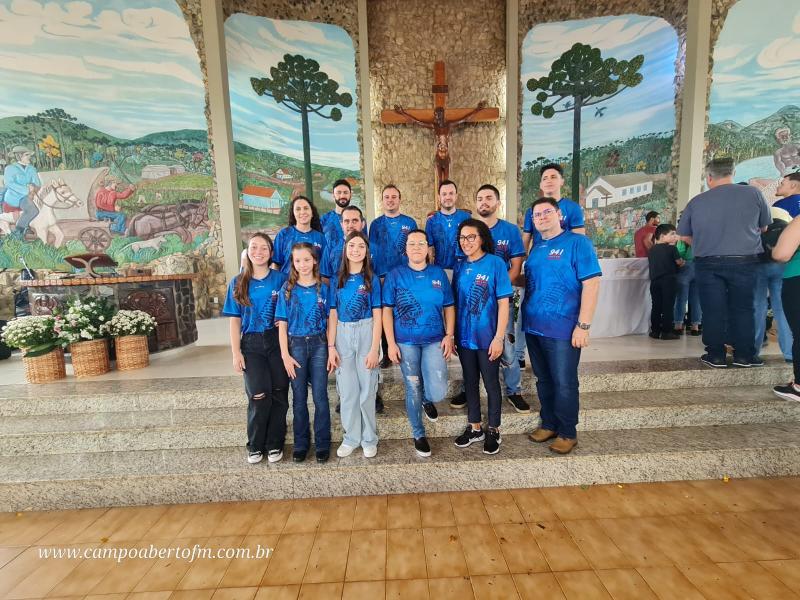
left=523, top=198, right=585, bottom=246
left=426, top=209, right=471, bottom=269
left=275, top=281, right=330, bottom=337
left=522, top=231, right=601, bottom=340
left=320, top=210, right=344, bottom=244
left=271, top=226, right=326, bottom=275
left=774, top=194, right=800, bottom=218
left=369, top=214, right=417, bottom=276
left=382, top=264, right=454, bottom=345
left=330, top=273, right=382, bottom=323
left=455, top=219, right=525, bottom=268
left=320, top=237, right=344, bottom=279
left=452, top=253, right=513, bottom=350
left=222, top=270, right=288, bottom=334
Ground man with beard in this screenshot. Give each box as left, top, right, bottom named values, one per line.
left=320, top=179, right=354, bottom=244
left=426, top=179, right=470, bottom=278
left=321, top=205, right=367, bottom=280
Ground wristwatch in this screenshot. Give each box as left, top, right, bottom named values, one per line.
left=577, top=322, right=591, bottom=330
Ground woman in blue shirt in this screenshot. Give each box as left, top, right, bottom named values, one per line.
left=271, top=196, right=326, bottom=274
left=327, top=231, right=382, bottom=458
left=275, top=242, right=332, bottom=463
left=382, top=229, right=455, bottom=457
left=451, top=219, right=512, bottom=455
left=222, top=232, right=289, bottom=465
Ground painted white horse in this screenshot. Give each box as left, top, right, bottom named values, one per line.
left=0, top=180, right=83, bottom=247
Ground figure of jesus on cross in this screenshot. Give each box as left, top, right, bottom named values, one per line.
left=381, top=62, right=499, bottom=197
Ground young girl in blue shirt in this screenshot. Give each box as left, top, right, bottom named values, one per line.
left=327, top=231, right=382, bottom=458
left=276, top=242, right=332, bottom=463
left=222, top=232, right=289, bottom=465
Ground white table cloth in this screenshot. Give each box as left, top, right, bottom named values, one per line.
left=592, top=257, right=651, bottom=338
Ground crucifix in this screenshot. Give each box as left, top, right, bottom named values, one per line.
left=380, top=61, right=499, bottom=200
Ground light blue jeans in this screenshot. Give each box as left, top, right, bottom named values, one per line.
left=398, top=342, right=449, bottom=439
left=754, top=261, right=793, bottom=360
left=514, top=287, right=527, bottom=362
left=502, top=314, right=522, bottom=396
left=673, top=261, right=703, bottom=327
left=336, top=318, right=379, bottom=449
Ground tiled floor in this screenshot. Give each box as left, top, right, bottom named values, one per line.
left=1, top=478, right=799, bottom=599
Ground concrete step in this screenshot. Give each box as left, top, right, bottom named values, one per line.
left=1, top=386, right=798, bottom=456
left=0, top=357, right=791, bottom=417
left=2, top=422, right=798, bottom=511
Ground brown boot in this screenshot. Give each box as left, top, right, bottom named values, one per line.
left=528, top=428, right=557, bottom=443
left=549, top=437, right=578, bottom=454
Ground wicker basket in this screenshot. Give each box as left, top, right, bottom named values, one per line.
left=115, top=335, right=150, bottom=371
left=70, top=338, right=110, bottom=377
left=22, top=347, right=66, bottom=384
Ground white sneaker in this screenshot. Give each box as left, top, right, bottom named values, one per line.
left=267, top=449, right=283, bottom=463
left=363, top=446, right=377, bottom=458
left=336, top=443, right=357, bottom=458
left=247, top=451, right=263, bottom=464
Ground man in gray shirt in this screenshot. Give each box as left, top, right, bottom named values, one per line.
left=678, top=158, right=771, bottom=368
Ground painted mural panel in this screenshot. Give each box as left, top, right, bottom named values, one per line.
left=521, top=15, right=678, bottom=257
left=0, top=0, right=213, bottom=271
left=708, top=0, right=800, bottom=201
left=224, top=15, right=360, bottom=238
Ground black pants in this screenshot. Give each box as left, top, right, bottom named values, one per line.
left=650, top=275, right=677, bottom=335
left=458, top=346, right=502, bottom=429
left=241, top=329, right=290, bottom=453
left=782, top=275, right=800, bottom=383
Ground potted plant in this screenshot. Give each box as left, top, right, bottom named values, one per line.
left=55, top=296, right=116, bottom=377
left=1, top=315, right=66, bottom=383
left=107, top=310, right=157, bottom=370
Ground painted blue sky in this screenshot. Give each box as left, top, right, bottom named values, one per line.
left=0, top=0, right=207, bottom=139
left=710, top=0, right=800, bottom=126
left=224, top=15, right=359, bottom=171
left=521, top=14, right=678, bottom=162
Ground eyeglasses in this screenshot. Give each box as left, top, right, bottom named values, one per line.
left=406, top=241, right=428, bottom=248
left=458, top=234, right=478, bottom=243
left=533, top=208, right=557, bottom=219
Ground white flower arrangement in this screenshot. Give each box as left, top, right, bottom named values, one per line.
left=106, top=310, right=157, bottom=337
left=54, top=296, right=117, bottom=344
left=1, top=315, right=63, bottom=356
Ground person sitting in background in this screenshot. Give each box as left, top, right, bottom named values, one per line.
left=648, top=224, right=684, bottom=340
left=774, top=172, right=800, bottom=218
left=95, top=178, right=135, bottom=234
left=634, top=211, right=660, bottom=258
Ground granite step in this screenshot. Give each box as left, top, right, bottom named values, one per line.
left=0, top=357, right=791, bottom=417
left=2, top=422, right=798, bottom=511
left=0, top=386, right=798, bottom=456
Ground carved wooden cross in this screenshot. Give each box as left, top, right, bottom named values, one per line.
left=380, top=61, right=499, bottom=195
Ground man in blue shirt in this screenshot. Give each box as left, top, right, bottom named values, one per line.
left=320, top=178, right=353, bottom=245
left=369, top=184, right=417, bottom=368
left=426, top=179, right=470, bottom=274
left=774, top=172, right=800, bottom=218
left=2, top=146, right=41, bottom=238
left=321, top=205, right=366, bottom=279
left=523, top=197, right=601, bottom=455
left=521, top=163, right=585, bottom=251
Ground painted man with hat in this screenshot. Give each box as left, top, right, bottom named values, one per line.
left=2, top=146, right=41, bottom=238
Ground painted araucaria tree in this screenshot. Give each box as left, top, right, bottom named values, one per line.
left=527, top=43, right=644, bottom=201
left=251, top=54, right=353, bottom=201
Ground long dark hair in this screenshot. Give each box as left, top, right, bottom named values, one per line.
left=284, top=242, right=321, bottom=300
left=457, top=218, right=494, bottom=255
left=289, top=195, right=322, bottom=232
left=234, top=232, right=273, bottom=307
left=337, top=231, right=374, bottom=292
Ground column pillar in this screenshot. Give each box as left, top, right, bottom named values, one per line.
left=676, top=0, right=712, bottom=213
left=200, top=0, right=241, bottom=280
left=357, top=0, right=376, bottom=221
left=505, top=0, right=520, bottom=221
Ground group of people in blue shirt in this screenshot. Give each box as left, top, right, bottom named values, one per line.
left=224, top=164, right=602, bottom=464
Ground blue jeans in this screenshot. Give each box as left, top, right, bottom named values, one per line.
left=335, top=318, right=379, bottom=449
left=502, top=315, right=522, bottom=395
left=754, top=261, right=793, bottom=360
left=96, top=210, right=126, bottom=234
left=289, top=334, right=330, bottom=453
left=15, top=194, right=39, bottom=233
left=398, top=342, right=449, bottom=439
left=695, top=256, right=759, bottom=361
left=526, top=333, right=581, bottom=439
left=514, top=287, right=526, bottom=362
left=673, top=261, right=702, bottom=327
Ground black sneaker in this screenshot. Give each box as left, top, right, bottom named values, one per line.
left=700, top=354, right=727, bottom=368
left=484, top=428, right=501, bottom=455
left=660, top=332, right=680, bottom=340
left=335, top=403, right=341, bottom=414
left=293, top=450, right=307, bottom=463
left=773, top=382, right=800, bottom=402
left=422, top=402, right=438, bottom=422
left=649, top=331, right=661, bottom=340
left=316, top=450, right=330, bottom=463
left=732, top=355, right=765, bottom=368
left=414, top=437, right=431, bottom=457
left=518, top=359, right=526, bottom=369
left=376, top=392, right=384, bottom=414
left=449, top=392, right=467, bottom=409
left=506, top=394, right=531, bottom=414
left=454, top=425, right=484, bottom=448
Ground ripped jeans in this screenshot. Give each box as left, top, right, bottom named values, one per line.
left=398, top=342, right=449, bottom=439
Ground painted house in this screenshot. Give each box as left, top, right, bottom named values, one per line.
left=274, top=169, right=293, bottom=180
left=241, top=185, right=284, bottom=213
left=141, top=164, right=186, bottom=179
left=585, top=173, right=654, bottom=208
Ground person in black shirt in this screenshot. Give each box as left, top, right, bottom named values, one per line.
left=648, top=224, right=685, bottom=340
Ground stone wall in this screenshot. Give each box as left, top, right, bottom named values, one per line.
left=369, top=0, right=506, bottom=224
